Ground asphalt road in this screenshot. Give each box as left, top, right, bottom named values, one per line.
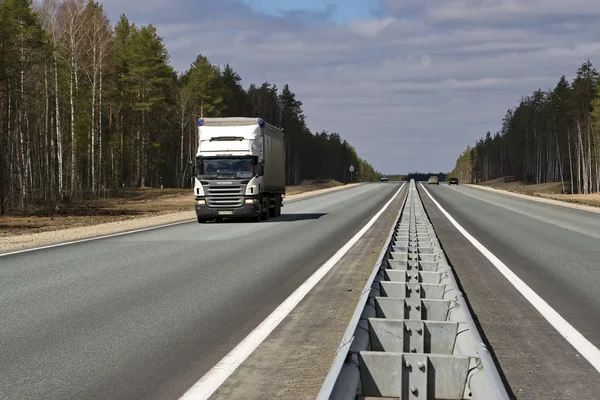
left=0, top=182, right=401, bottom=400
left=420, top=183, right=600, bottom=398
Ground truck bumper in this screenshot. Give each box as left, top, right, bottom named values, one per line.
left=195, top=202, right=259, bottom=219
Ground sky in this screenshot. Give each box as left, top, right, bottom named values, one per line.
left=97, top=0, right=600, bottom=174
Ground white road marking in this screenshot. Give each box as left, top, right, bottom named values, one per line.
left=419, top=183, right=600, bottom=373
left=0, top=219, right=195, bottom=257
left=179, top=182, right=406, bottom=400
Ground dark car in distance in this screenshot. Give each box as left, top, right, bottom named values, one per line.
left=381, top=176, right=388, bottom=182
left=448, top=177, right=459, bottom=185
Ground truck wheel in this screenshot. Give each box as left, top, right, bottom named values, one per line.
left=275, top=197, right=281, bottom=217
left=253, top=204, right=263, bottom=222
left=276, top=195, right=282, bottom=217
left=268, top=195, right=277, bottom=218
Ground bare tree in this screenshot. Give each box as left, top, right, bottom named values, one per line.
left=176, top=86, right=192, bottom=187
left=57, top=0, right=85, bottom=197
left=82, top=1, right=111, bottom=194
left=40, top=0, right=65, bottom=198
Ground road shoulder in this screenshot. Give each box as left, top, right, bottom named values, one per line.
left=466, top=183, right=600, bottom=214
left=418, top=185, right=600, bottom=399
left=0, top=183, right=364, bottom=254
left=208, top=185, right=406, bottom=400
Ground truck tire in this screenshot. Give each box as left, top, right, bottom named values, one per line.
left=275, top=195, right=282, bottom=217
left=268, top=195, right=275, bottom=218
left=253, top=201, right=264, bottom=222
left=262, top=198, right=269, bottom=220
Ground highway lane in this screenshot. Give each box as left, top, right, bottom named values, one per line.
left=420, top=183, right=600, bottom=397
left=0, top=182, right=402, bottom=400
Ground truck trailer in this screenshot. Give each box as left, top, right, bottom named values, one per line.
left=192, top=117, right=286, bottom=222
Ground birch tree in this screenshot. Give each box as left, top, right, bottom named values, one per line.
left=57, top=0, right=85, bottom=196
left=82, top=0, right=111, bottom=194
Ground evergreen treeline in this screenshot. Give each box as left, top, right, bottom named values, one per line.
left=451, top=60, right=600, bottom=194
left=0, top=0, right=380, bottom=214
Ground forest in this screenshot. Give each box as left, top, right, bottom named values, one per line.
left=0, top=0, right=380, bottom=214
left=451, top=60, right=600, bottom=194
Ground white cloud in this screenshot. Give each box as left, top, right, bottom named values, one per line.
left=97, top=0, right=600, bottom=173
left=347, top=16, right=395, bottom=38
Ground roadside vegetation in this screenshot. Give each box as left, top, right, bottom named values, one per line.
left=451, top=60, right=600, bottom=198
left=0, top=0, right=381, bottom=217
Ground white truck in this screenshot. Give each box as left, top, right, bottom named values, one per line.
left=191, top=117, right=286, bottom=222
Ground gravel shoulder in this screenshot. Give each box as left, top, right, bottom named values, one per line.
left=466, top=184, right=600, bottom=214
left=469, top=177, right=600, bottom=212
left=0, top=182, right=362, bottom=253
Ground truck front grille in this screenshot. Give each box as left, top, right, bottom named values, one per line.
left=206, top=197, right=244, bottom=208
left=204, top=185, right=244, bottom=196
left=202, top=182, right=246, bottom=208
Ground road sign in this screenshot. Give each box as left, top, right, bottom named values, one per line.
left=349, top=165, right=355, bottom=172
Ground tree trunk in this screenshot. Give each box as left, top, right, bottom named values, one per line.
left=53, top=57, right=63, bottom=198
left=120, top=81, right=124, bottom=187
left=19, top=51, right=27, bottom=206
left=577, top=119, right=588, bottom=194
left=91, top=65, right=97, bottom=194
left=555, top=130, right=565, bottom=193
left=69, top=56, right=76, bottom=197
left=99, top=65, right=103, bottom=192
left=141, top=108, right=146, bottom=187
left=180, top=118, right=185, bottom=188
left=45, top=63, right=53, bottom=199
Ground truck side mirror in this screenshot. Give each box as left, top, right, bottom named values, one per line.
left=257, top=164, right=264, bottom=176
left=188, top=164, right=195, bottom=177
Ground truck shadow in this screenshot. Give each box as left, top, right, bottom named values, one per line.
left=266, top=213, right=327, bottom=222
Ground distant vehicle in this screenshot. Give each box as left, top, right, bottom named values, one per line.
left=427, top=176, right=440, bottom=185
left=191, top=117, right=285, bottom=223
left=448, top=177, right=459, bottom=185
left=381, top=176, right=388, bottom=182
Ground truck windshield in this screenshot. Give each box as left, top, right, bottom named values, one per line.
left=196, top=157, right=254, bottom=179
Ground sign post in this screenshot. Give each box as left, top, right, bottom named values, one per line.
left=349, top=165, right=355, bottom=183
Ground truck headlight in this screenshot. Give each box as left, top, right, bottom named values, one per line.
left=245, top=199, right=257, bottom=204
left=196, top=199, right=205, bottom=205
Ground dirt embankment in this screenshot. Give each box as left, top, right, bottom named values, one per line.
left=0, top=180, right=359, bottom=253
left=476, top=177, right=600, bottom=208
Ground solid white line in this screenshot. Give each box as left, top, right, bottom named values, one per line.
left=0, top=219, right=195, bottom=257
left=178, top=182, right=406, bottom=400
left=419, top=183, right=600, bottom=373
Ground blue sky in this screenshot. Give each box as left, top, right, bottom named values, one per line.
left=95, top=0, right=600, bottom=174
left=241, top=0, right=379, bottom=24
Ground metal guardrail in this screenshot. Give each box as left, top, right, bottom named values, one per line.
left=317, top=179, right=510, bottom=400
